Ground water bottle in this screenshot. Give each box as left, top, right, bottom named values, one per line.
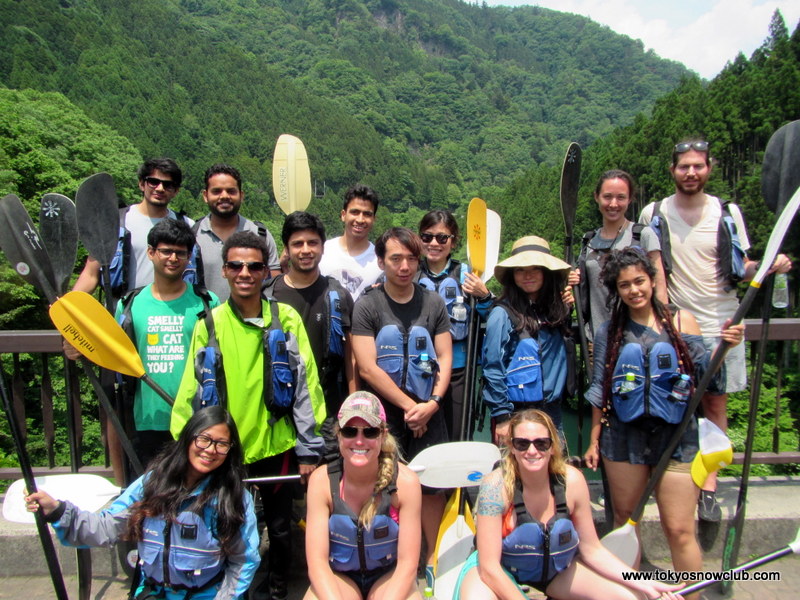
left=670, top=373, right=692, bottom=403
left=451, top=295, right=468, bottom=339
left=418, top=352, right=434, bottom=378
left=772, top=272, right=789, bottom=309
left=618, top=372, right=637, bottom=393
left=423, top=587, right=436, bottom=599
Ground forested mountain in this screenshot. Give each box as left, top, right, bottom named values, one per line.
left=0, top=0, right=687, bottom=223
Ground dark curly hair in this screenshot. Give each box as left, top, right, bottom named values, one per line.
left=598, top=248, right=695, bottom=423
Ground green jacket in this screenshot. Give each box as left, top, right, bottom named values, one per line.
left=171, top=298, right=326, bottom=465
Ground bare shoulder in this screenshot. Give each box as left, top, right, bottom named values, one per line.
left=564, top=465, right=590, bottom=501
left=397, top=463, right=421, bottom=486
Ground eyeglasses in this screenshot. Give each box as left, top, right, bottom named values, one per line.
left=154, top=247, right=190, bottom=260
left=340, top=426, right=382, bottom=439
left=511, top=437, right=553, bottom=452
left=224, top=260, right=267, bottom=273
left=194, top=433, right=233, bottom=455
left=143, top=176, right=178, bottom=191
left=673, top=141, right=709, bottom=154
left=420, top=232, right=455, bottom=244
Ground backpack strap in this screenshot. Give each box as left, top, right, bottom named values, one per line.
left=650, top=200, right=672, bottom=276
left=631, top=222, right=645, bottom=245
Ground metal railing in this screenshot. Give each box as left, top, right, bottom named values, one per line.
left=1, top=319, right=799, bottom=481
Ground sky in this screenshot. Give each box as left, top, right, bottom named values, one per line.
left=480, top=1, right=800, bottom=79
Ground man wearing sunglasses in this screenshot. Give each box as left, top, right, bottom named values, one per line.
left=171, top=231, right=325, bottom=600
left=639, top=139, right=792, bottom=521
left=74, top=157, right=191, bottom=301
left=191, top=164, right=281, bottom=301
left=319, top=184, right=383, bottom=300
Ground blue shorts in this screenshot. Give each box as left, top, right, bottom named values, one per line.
left=338, top=565, right=393, bottom=598
left=600, top=411, right=698, bottom=465
left=453, top=550, right=554, bottom=598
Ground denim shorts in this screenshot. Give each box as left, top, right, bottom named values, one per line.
left=600, top=412, right=699, bottom=465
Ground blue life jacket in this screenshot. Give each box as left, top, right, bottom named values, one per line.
left=327, top=459, right=400, bottom=573
left=650, top=198, right=746, bottom=292
left=191, top=299, right=296, bottom=421
left=106, top=206, right=194, bottom=297
left=376, top=323, right=437, bottom=402
left=611, top=334, right=687, bottom=424
left=417, top=262, right=469, bottom=342
left=497, top=304, right=544, bottom=405
left=501, top=475, right=579, bottom=584
left=138, top=509, right=225, bottom=592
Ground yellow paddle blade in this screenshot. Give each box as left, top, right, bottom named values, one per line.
left=467, top=197, right=487, bottom=278
left=49, top=291, right=145, bottom=378
left=272, top=134, right=312, bottom=214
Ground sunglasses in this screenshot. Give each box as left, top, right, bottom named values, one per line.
left=224, top=260, right=267, bottom=273
left=143, top=176, right=178, bottom=191
left=673, top=141, right=709, bottom=154
left=511, top=437, right=553, bottom=452
left=194, top=433, right=233, bottom=455
left=420, top=232, right=455, bottom=244
left=340, top=426, right=382, bottom=439
left=154, top=247, right=190, bottom=260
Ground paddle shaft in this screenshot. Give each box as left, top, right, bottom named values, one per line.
left=681, top=536, right=798, bottom=596
left=0, top=366, right=69, bottom=599
left=245, top=463, right=425, bottom=484
left=719, top=274, right=775, bottom=592
left=459, top=295, right=478, bottom=441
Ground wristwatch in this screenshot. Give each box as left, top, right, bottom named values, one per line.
left=427, top=394, right=442, bottom=404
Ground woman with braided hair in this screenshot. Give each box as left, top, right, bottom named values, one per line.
left=304, top=391, right=422, bottom=600
left=583, top=248, right=743, bottom=588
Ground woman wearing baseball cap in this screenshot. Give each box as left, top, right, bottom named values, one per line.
left=303, top=391, right=423, bottom=600
left=481, top=236, right=575, bottom=448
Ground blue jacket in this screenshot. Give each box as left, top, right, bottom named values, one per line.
left=51, top=473, right=260, bottom=599
left=481, top=305, right=567, bottom=418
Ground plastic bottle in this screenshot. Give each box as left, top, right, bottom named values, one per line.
left=418, top=352, right=434, bottom=377
left=423, top=587, right=436, bottom=599
left=618, top=372, right=637, bottom=393
left=772, top=272, right=789, bottom=309
left=670, top=373, right=692, bottom=403
left=451, top=295, right=468, bottom=339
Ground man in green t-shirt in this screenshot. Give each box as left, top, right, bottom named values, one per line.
left=115, top=218, right=218, bottom=466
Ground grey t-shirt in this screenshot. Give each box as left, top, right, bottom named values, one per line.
left=193, top=215, right=280, bottom=301
left=579, top=222, right=659, bottom=340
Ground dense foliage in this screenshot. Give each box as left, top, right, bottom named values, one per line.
left=1, top=1, right=799, bottom=473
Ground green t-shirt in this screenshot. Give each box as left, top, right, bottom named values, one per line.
left=115, top=284, right=219, bottom=430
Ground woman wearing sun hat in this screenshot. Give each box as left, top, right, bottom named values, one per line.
left=303, top=391, right=423, bottom=600
left=481, top=236, right=575, bottom=447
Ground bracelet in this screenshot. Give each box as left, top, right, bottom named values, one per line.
left=427, top=394, right=442, bottom=404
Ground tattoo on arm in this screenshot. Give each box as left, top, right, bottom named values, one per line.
left=476, top=476, right=505, bottom=517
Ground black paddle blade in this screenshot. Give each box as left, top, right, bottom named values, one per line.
left=762, top=120, right=800, bottom=214
left=75, top=172, right=119, bottom=265
left=0, top=194, right=58, bottom=301
left=560, top=142, right=582, bottom=242
left=39, top=193, right=78, bottom=296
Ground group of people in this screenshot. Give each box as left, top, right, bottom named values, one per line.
left=24, top=138, right=790, bottom=600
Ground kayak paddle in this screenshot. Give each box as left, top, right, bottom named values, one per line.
left=49, top=291, right=174, bottom=407
left=602, top=179, right=800, bottom=566
left=719, top=119, right=800, bottom=592
left=272, top=134, right=312, bottom=214
left=408, top=441, right=500, bottom=489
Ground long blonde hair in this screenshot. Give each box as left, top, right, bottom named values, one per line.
left=337, top=424, right=401, bottom=529
left=501, top=409, right=566, bottom=503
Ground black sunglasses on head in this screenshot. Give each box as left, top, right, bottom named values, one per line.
left=673, top=141, right=709, bottom=154
left=511, top=437, right=553, bottom=452
left=420, top=232, right=455, bottom=244
left=143, top=176, right=178, bottom=191
left=224, top=260, right=267, bottom=273
left=340, top=426, right=382, bottom=439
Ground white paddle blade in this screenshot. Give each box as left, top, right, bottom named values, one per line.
left=409, top=441, right=500, bottom=488
left=753, top=185, right=800, bottom=285
left=3, top=474, right=120, bottom=524
left=601, top=521, right=638, bottom=567
left=483, top=210, right=501, bottom=283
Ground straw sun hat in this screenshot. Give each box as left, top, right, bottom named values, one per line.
left=494, top=236, right=571, bottom=282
